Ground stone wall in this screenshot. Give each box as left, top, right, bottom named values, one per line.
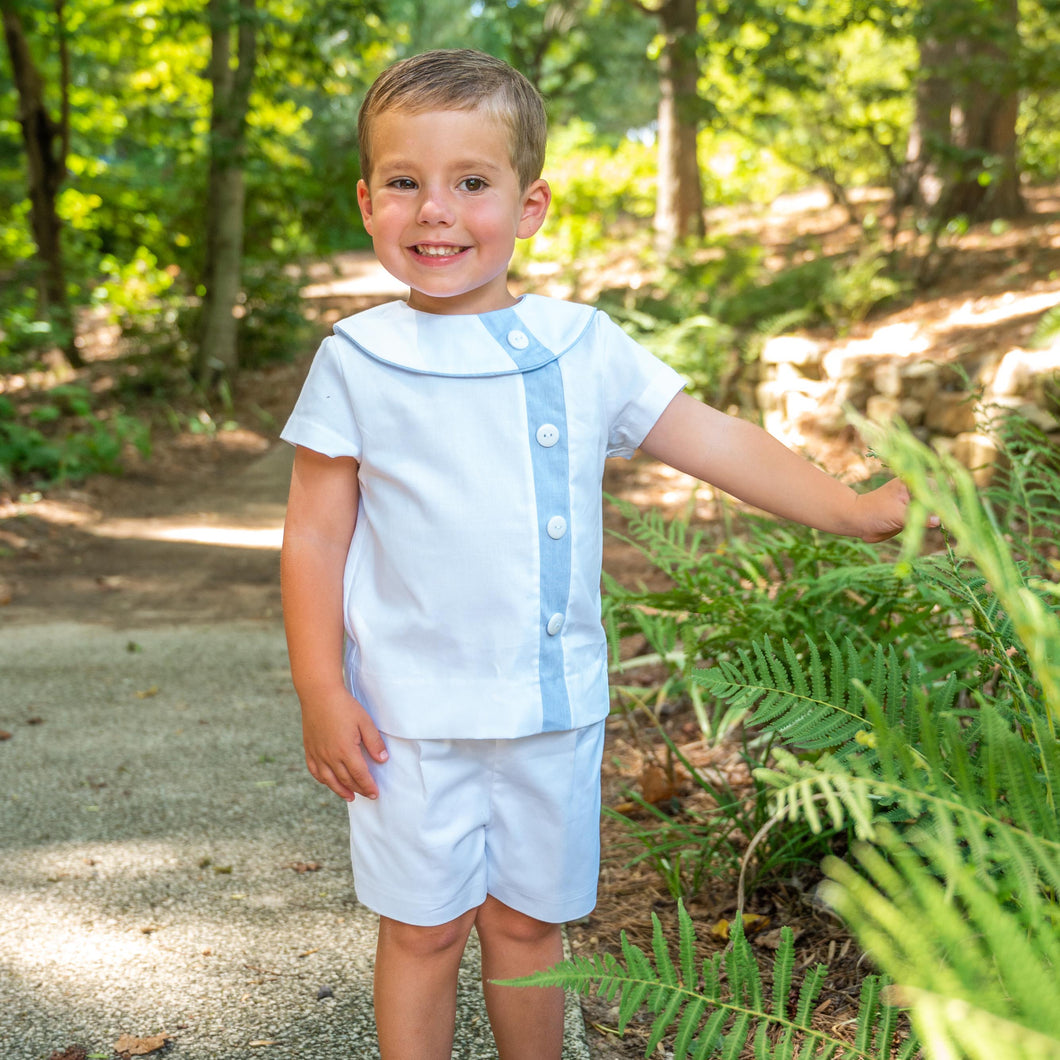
left=757, top=329, right=1060, bottom=482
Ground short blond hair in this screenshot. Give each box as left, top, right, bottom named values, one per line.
left=358, top=49, right=547, bottom=191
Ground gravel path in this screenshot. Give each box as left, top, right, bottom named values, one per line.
left=0, top=514, right=590, bottom=1059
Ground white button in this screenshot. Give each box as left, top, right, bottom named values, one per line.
left=507, top=329, right=529, bottom=350
left=546, top=612, right=564, bottom=636
left=536, top=423, right=560, bottom=448
left=546, top=516, right=567, bottom=540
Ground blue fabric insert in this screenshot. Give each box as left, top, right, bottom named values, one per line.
left=479, top=310, right=572, bottom=731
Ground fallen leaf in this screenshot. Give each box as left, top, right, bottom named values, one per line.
left=136, top=686, right=160, bottom=699
left=113, top=1033, right=170, bottom=1056
left=710, top=913, right=771, bottom=940
left=639, top=763, right=677, bottom=804
left=0, top=730, right=11, bottom=741
left=96, top=575, right=124, bottom=591
left=880, top=983, right=909, bottom=1006
left=0, top=580, right=12, bottom=605
left=288, top=861, right=321, bottom=873
left=757, top=928, right=793, bottom=950
left=48, top=1047, right=87, bottom=1060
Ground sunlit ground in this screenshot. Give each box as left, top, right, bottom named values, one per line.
left=90, top=517, right=285, bottom=550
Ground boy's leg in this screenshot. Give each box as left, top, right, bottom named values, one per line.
left=373, top=908, right=478, bottom=1060
left=476, top=894, right=565, bottom=1060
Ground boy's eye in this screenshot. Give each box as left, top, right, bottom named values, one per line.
left=388, top=178, right=417, bottom=190
left=460, top=177, right=488, bottom=192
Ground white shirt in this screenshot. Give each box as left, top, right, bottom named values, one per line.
left=281, top=294, right=685, bottom=739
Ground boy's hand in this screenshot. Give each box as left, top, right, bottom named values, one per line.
left=852, top=477, right=936, bottom=543
left=300, top=687, right=388, bottom=802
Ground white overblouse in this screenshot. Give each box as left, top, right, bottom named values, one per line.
left=281, top=294, right=685, bottom=739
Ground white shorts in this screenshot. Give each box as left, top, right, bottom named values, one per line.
left=347, top=721, right=605, bottom=927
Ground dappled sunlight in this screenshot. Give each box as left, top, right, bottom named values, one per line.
left=90, top=516, right=284, bottom=550
left=3, top=900, right=163, bottom=982
left=829, top=279, right=1060, bottom=364
left=937, top=287, right=1060, bottom=332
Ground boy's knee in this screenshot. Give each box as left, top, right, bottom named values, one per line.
left=476, top=897, right=559, bottom=946
left=379, top=912, right=474, bottom=959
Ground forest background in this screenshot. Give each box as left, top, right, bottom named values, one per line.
left=4, top=1, right=1060, bottom=1058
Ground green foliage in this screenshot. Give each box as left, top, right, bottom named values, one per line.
left=609, top=717, right=847, bottom=901
left=502, top=901, right=916, bottom=1059
left=595, top=244, right=902, bottom=405
left=811, top=418, right=1060, bottom=1058
left=602, top=496, right=972, bottom=729
left=237, top=259, right=316, bottom=367
left=519, top=120, right=657, bottom=269
left=0, top=389, right=151, bottom=488
left=1029, top=305, right=1060, bottom=350
left=696, top=1, right=917, bottom=199
left=586, top=405, right=1060, bottom=1056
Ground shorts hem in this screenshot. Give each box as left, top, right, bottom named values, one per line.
left=488, top=882, right=598, bottom=925
left=353, top=878, right=486, bottom=927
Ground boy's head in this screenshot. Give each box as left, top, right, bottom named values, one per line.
left=358, top=49, right=547, bottom=191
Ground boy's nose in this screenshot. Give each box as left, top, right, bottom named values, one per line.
left=417, top=192, right=453, bottom=225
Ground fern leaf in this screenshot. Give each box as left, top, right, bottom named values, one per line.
left=672, top=996, right=709, bottom=1058
left=679, top=899, right=698, bottom=988
left=498, top=901, right=917, bottom=1059
left=720, top=1012, right=751, bottom=1060
left=651, top=909, right=679, bottom=987
left=695, top=1008, right=730, bottom=1056
left=694, top=636, right=917, bottom=754
left=649, top=986, right=690, bottom=1052
left=793, top=964, right=828, bottom=1027
left=771, top=926, right=797, bottom=1017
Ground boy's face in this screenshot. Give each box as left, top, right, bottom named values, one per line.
left=357, top=108, right=550, bottom=316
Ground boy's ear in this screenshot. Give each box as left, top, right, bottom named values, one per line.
left=357, top=178, right=374, bottom=234
left=517, top=179, right=551, bottom=240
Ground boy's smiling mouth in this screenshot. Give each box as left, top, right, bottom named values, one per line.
left=413, top=244, right=468, bottom=258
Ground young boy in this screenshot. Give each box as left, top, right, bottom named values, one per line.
left=280, top=49, right=913, bottom=1060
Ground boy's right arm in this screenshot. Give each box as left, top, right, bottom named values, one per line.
left=280, top=445, right=388, bottom=801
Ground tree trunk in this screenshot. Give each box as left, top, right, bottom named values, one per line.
left=198, top=0, right=257, bottom=384
left=905, top=0, right=1025, bottom=221
left=2, top=0, right=80, bottom=365
left=652, top=0, right=704, bottom=253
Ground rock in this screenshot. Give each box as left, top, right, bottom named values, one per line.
left=952, top=432, right=999, bottom=485
left=761, top=335, right=822, bottom=368
left=925, top=392, right=977, bottom=435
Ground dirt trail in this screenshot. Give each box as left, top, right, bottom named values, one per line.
left=0, top=442, right=292, bottom=628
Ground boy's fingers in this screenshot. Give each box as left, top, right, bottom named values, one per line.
left=345, top=761, right=379, bottom=800
left=308, top=757, right=352, bottom=801
left=362, top=729, right=389, bottom=763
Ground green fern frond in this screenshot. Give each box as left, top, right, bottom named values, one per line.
left=824, top=825, right=1060, bottom=1059
left=499, top=903, right=916, bottom=1060
left=692, top=635, right=920, bottom=753
left=860, top=416, right=1060, bottom=720
left=1028, top=303, right=1060, bottom=349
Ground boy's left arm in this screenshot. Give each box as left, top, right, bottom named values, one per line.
left=641, top=393, right=916, bottom=543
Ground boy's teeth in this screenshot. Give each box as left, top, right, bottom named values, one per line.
left=417, top=245, right=461, bottom=257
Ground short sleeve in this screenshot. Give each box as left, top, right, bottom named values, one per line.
left=280, top=335, right=363, bottom=460
left=598, top=313, right=686, bottom=459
